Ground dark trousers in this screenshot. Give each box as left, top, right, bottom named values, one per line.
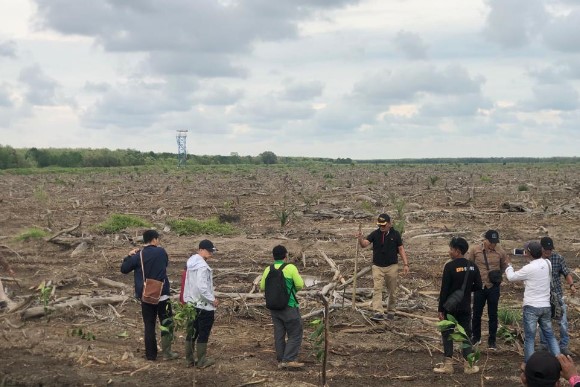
left=141, top=299, right=173, bottom=360
left=472, top=285, right=500, bottom=344
left=442, top=311, right=473, bottom=359
left=271, top=306, right=303, bottom=362
left=186, top=309, right=215, bottom=344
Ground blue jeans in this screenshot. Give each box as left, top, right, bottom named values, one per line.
left=539, top=302, right=569, bottom=349
left=523, top=305, right=560, bottom=362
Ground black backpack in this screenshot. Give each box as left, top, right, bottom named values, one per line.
left=264, top=263, right=294, bottom=310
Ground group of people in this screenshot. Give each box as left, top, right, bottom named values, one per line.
left=433, top=229, right=576, bottom=378
left=121, top=230, right=305, bottom=369
left=119, top=214, right=576, bottom=382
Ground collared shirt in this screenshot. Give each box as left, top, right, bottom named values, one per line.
left=467, top=243, right=508, bottom=288
left=547, top=251, right=571, bottom=298
left=366, top=228, right=403, bottom=267
left=505, top=258, right=551, bottom=308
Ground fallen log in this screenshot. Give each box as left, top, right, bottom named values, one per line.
left=21, top=295, right=127, bottom=320
left=47, top=219, right=82, bottom=242
left=94, top=277, right=130, bottom=290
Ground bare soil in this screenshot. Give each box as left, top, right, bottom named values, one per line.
left=1, top=163, right=579, bottom=386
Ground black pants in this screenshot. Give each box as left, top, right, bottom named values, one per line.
left=442, top=311, right=473, bottom=359
left=471, top=284, right=500, bottom=344
left=186, top=308, right=215, bottom=344
left=141, top=299, right=173, bottom=360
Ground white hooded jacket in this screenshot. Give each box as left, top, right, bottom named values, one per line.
left=182, top=253, right=215, bottom=311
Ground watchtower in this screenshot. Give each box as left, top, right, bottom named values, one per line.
left=176, top=130, right=188, bottom=167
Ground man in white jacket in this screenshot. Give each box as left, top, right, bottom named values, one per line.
left=505, top=241, right=560, bottom=367
left=182, top=239, right=218, bottom=368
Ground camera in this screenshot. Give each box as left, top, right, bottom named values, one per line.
left=513, top=248, right=525, bottom=256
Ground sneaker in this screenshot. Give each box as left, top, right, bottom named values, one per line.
left=561, top=347, right=574, bottom=356
left=488, top=342, right=497, bottom=351
left=278, top=361, right=304, bottom=369
left=370, top=313, right=385, bottom=321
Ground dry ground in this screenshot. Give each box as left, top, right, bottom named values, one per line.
left=1, top=163, right=580, bottom=386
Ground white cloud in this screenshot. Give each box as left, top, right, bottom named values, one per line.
left=0, top=0, right=579, bottom=159
left=393, top=30, right=429, bottom=60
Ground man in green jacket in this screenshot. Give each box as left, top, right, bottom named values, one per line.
left=260, top=245, right=305, bottom=369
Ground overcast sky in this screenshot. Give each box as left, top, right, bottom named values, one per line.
left=0, top=0, right=579, bottom=159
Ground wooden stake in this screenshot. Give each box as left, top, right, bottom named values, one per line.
left=352, top=223, right=361, bottom=309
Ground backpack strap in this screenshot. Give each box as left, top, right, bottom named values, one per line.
left=274, top=263, right=296, bottom=298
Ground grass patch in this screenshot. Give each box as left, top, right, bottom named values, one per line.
left=517, top=184, right=529, bottom=191
left=97, top=214, right=151, bottom=234
left=167, top=218, right=236, bottom=236
left=498, top=307, right=521, bottom=325
left=16, top=228, right=48, bottom=241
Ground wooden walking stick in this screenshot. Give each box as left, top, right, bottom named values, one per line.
left=352, top=223, right=361, bottom=309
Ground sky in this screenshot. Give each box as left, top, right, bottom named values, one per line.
left=0, top=0, right=579, bottom=159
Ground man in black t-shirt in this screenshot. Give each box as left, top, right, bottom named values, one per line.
left=357, top=213, right=409, bottom=321
left=434, top=237, right=482, bottom=375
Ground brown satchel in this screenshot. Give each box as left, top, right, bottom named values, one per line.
left=140, top=250, right=164, bottom=305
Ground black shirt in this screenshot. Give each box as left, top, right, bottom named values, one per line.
left=438, top=257, right=482, bottom=313
left=366, top=228, right=403, bottom=267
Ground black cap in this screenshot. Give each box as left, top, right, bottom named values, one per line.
left=526, top=241, right=543, bottom=259
left=199, top=239, right=217, bottom=253
left=377, top=213, right=391, bottom=225
left=540, top=237, right=554, bottom=250
left=525, top=351, right=561, bottom=386
left=484, top=230, right=500, bottom=243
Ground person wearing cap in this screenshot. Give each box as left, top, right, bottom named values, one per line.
left=521, top=351, right=580, bottom=387
left=468, top=229, right=508, bottom=350
left=259, top=245, right=305, bottom=369
left=538, top=237, right=576, bottom=356
left=506, top=241, right=560, bottom=365
left=434, top=237, right=482, bottom=375
left=121, top=230, right=178, bottom=361
left=357, top=213, right=410, bottom=321
left=182, top=239, right=219, bottom=368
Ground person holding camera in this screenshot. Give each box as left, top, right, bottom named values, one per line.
left=433, top=237, right=482, bottom=374
left=468, top=229, right=508, bottom=350
left=506, top=241, right=560, bottom=366
left=121, top=230, right=178, bottom=361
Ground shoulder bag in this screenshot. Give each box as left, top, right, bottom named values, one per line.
left=140, top=250, right=164, bottom=305
left=443, top=262, right=472, bottom=314
left=483, top=249, right=502, bottom=285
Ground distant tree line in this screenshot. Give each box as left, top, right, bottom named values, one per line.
left=0, top=144, right=577, bottom=170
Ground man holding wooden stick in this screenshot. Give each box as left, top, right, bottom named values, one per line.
left=357, top=213, right=409, bottom=321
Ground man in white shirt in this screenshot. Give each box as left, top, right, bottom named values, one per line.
left=505, top=241, right=560, bottom=366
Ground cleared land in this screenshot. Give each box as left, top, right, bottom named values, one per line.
left=1, top=163, right=579, bottom=386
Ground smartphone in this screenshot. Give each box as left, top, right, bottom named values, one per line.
left=513, top=248, right=525, bottom=256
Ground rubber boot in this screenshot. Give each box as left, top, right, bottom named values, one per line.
left=196, top=343, right=215, bottom=368
left=464, top=360, right=480, bottom=374
left=161, top=335, right=179, bottom=361
left=433, top=357, right=454, bottom=374
left=185, top=340, right=195, bottom=367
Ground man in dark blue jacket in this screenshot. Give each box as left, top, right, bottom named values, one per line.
left=121, top=230, right=178, bottom=361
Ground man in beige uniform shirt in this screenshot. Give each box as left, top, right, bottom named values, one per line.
left=468, top=229, right=508, bottom=350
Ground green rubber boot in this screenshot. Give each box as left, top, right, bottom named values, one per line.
left=161, top=334, right=179, bottom=361
left=196, top=343, right=215, bottom=368
left=185, top=340, right=195, bottom=367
